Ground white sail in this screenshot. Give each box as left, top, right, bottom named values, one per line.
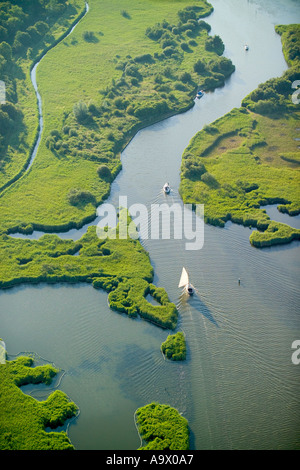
left=178, top=267, right=189, bottom=288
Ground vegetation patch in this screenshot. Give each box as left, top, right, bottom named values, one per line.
left=0, top=217, right=178, bottom=329
left=0, top=0, right=86, bottom=191
left=0, top=0, right=235, bottom=234
left=0, top=355, right=78, bottom=450
left=161, top=332, right=187, bottom=361
left=179, top=24, right=300, bottom=247
left=135, top=402, right=189, bottom=450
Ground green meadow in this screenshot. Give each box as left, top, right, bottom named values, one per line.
left=0, top=0, right=86, bottom=191
left=179, top=24, right=300, bottom=247
left=0, top=0, right=235, bottom=234
left=0, top=355, right=78, bottom=450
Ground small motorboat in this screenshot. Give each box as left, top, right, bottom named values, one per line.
left=244, top=44, right=249, bottom=51
left=163, top=182, right=170, bottom=194
left=178, top=267, right=194, bottom=296
left=196, top=90, right=204, bottom=99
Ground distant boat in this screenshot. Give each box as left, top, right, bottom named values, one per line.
left=178, top=267, right=194, bottom=295
left=163, top=182, right=170, bottom=194
left=196, top=90, right=204, bottom=99
left=244, top=44, right=249, bottom=51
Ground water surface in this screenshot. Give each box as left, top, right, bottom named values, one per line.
left=1, top=0, right=299, bottom=450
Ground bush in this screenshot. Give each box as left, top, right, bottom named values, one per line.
left=121, top=10, right=131, bottom=19
left=198, top=20, right=211, bottom=32
left=180, top=42, right=189, bottom=52
left=82, top=31, right=97, bottom=42
left=179, top=71, right=191, bottom=83
left=97, top=165, right=112, bottom=181
left=134, top=53, right=153, bottom=63
left=133, top=100, right=169, bottom=120
left=210, top=56, right=234, bottom=75
left=201, top=172, right=218, bottom=187
left=163, top=46, right=176, bottom=56
left=183, top=156, right=206, bottom=179
left=205, top=35, right=224, bottom=55
left=73, top=101, right=89, bottom=123
left=178, top=8, right=197, bottom=23
left=193, top=59, right=206, bottom=74
left=67, top=188, right=96, bottom=206
left=146, top=25, right=164, bottom=41
left=0, top=42, right=12, bottom=61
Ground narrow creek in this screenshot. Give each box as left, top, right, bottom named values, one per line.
left=28, top=2, right=89, bottom=171
left=1, top=0, right=299, bottom=450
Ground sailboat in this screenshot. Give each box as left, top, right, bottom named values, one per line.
left=178, top=267, right=194, bottom=295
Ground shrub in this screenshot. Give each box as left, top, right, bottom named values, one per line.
left=73, top=101, right=89, bottom=123
left=0, top=42, right=12, bottom=61
left=125, top=63, right=140, bottom=77
left=121, top=10, right=131, bottom=19
left=178, top=8, right=197, bottom=23
left=198, top=20, right=211, bottom=32
left=180, top=42, right=189, bottom=52
left=134, top=53, right=153, bottom=63
left=146, top=25, right=164, bottom=41
left=201, top=172, right=218, bottom=187
left=88, top=101, right=98, bottom=114
left=67, top=188, right=96, bottom=206
left=82, top=31, right=97, bottom=42
left=163, top=46, right=176, bottom=56
left=179, top=71, right=191, bottom=83
left=97, top=165, right=112, bottom=181
left=133, top=100, right=169, bottom=120
left=183, top=156, right=206, bottom=179
left=205, top=35, right=224, bottom=55
left=193, top=59, right=206, bottom=74
left=161, top=38, right=177, bottom=49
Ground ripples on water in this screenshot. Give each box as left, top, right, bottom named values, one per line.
left=1, top=0, right=300, bottom=451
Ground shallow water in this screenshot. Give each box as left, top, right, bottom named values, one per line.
left=1, top=0, right=299, bottom=450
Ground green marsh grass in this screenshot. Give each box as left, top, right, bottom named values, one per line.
left=179, top=24, right=300, bottom=247
left=136, top=402, right=189, bottom=450
left=0, top=355, right=78, bottom=450
left=161, top=332, right=187, bottom=361
left=0, top=0, right=235, bottom=235
left=0, top=218, right=178, bottom=329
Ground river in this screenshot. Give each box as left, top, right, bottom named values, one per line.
left=0, top=0, right=299, bottom=450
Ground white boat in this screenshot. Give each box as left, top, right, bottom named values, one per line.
left=163, top=182, right=170, bottom=194
left=196, top=90, right=204, bottom=99
left=244, top=44, right=249, bottom=51
left=178, top=267, right=194, bottom=295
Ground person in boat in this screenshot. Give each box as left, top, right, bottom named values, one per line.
left=163, top=183, right=170, bottom=193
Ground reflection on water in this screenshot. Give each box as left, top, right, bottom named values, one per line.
left=0, top=0, right=300, bottom=450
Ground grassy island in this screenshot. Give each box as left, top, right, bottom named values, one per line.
left=136, top=402, right=189, bottom=450
left=179, top=24, right=300, bottom=248
left=161, top=332, right=187, bottom=361
left=0, top=355, right=78, bottom=450
left=0, top=217, right=178, bottom=329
